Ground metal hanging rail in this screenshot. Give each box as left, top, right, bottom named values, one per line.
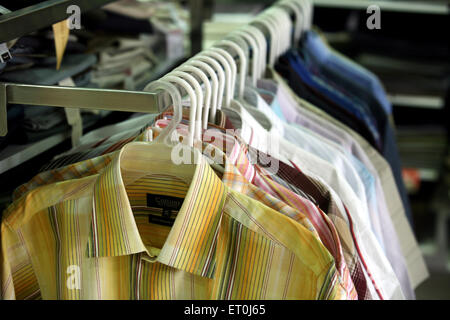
left=0, top=83, right=161, bottom=136
left=0, top=0, right=116, bottom=43
left=0, top=0, right=312, bottom=138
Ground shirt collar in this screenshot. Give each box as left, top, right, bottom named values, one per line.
left=87, top=142, right=227, bottom=278
left=257, top=78, right=279, bottom=95
left=302, top=30, right=329, bottom=64
left=145, top=120, right=262, bottom=217
left=152, top=119, right=256, bottom=183
left=222, top=103, right=269, bottom=153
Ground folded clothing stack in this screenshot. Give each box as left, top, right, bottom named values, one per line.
left=0, top=33, right=100, bottom=150
left=0, top=33, right=87, bottom=75
left=90, top=40, right=156, bottom=90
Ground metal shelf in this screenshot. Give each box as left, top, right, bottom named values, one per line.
left=0, top=0, right=116, bottom=43
left=312, top=0, right=449, bottom=15
left=420, top=168, right=440, bottom=182
left=388, top=94, right=445, bottom=109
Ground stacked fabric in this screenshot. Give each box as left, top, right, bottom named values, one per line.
left=81, top=1, right=188, bottom=90
left=0, top=1, right=183, bottom=152
left=0, top=32, right=99, bottom=150
left=90, top=37, right=156, bottom=90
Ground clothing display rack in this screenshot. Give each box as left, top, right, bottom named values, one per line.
left=0, top=0, right=216, bottom=137
left=0, top=0, right=435, bottom=301
left=0, top=0, right=155, bottom=136
left=0, top=0, right=309, bottom=137
left=0, top=0, right=191, bottom=175
left=311, top=0, right=450, bottom=299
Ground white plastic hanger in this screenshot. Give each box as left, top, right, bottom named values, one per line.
left=250, top=16, right=277, bottom=68
left=216, top=39, right=247, bottom=100
left=261, top=11, right=282, bottom=60
left=160, top=73, right=197, bottom=147
left=144, top=76, right=224, bottom=174
left=237, top=26, right=262, bottom=79
left=195, top=54, right=226, bottom=120
left=175, top=64, right=211, bottom=133
left=232, top=29, right=260, bottom=85
left=225, top=34, right=251, bottom=83
left=169, top=69, right=204, bottom=144
left=277, top=0, right=303, bottom=43
left=292, top=0, right=309, bottom=32
left=243, top=25, right=267, bottom=79
left=273, top=7, right=293, bottom=54
left=121, top=79, right=203, bottom=184
left=143, top=80, right=182, bottom=145
left=227, top=32, right=255, bottom=83
left=305, top=0, right=313, bottom=30
left=209, top=47, right=237, bottom=106
left=264, top=7, right=291, bottom=60
left=187, top=58, right=219, bottom=127
left=203, top=48, right=233, bottom=108
left=225, top=34, right=250, bottom=61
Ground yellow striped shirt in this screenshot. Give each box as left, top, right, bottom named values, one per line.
left=2, top=142, right=343, bottom=299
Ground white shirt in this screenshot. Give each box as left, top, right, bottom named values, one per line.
left=225, top=93, right=406, bottom=300
left=271, top=71, right=424, bottom=297
left=246, top=86, right=383, bottom=251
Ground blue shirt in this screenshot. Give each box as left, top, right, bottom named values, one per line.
left=302, top=31, right=392, bottom=115
left=300, top=32, right=413, bottom=227
left=286, top=50, right=382, bottom=150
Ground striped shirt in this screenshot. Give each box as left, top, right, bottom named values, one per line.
left=12, top=121, right=363, bottom=299
left=258, top=157, right=371, bottom=299
left=219, top=104, right=402, bottom=299
left=2, top=143, right=344, bottom=299
left=158, top=120, right=359, bottom=299
left=7, top=125, right=352, bottom=299
left=166, top=117, right=370, bottom=300
left=39, top=110, right=232, bottom=173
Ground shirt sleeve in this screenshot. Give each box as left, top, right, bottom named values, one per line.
left=1, top=222, right=41, bottom=300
